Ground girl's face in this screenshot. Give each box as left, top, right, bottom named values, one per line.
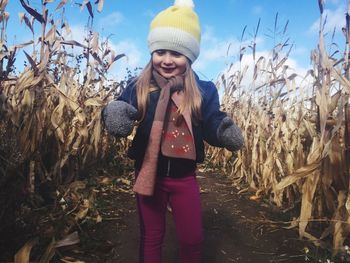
left=152, top=49, right=188, bottom=78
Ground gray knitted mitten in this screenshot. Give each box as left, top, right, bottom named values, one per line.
left=216, top=116, right=244, bottom=151
left=102, top=100, right=138, bottom=137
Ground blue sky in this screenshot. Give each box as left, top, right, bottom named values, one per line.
left=3, top=0, right=347, bottom=81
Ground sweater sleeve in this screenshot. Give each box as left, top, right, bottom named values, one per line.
left=201, top=81, right=227, bottom=147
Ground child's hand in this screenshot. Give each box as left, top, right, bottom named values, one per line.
left=102, top=100, right=138, bottom=137
left=216, top=117, right=244, bottom=151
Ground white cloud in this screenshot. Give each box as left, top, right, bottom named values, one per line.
left=194, top=25, right=265, bottom=79
left=219, top=50, right=310, bottom=96
left=325, top=0, right=341, bottom=4
left=107, top=39, right=142, bottom=80
left=195, top=26, right=236, bottom=67
left=193, top=26, right=239, bottom=78
left=292, top=46, right=308, bottom=56
left=308, top=6, right=345, bottom=34
left=98, top=12, right=124, bottom=30
left=63, top=24, right=88, bottom=43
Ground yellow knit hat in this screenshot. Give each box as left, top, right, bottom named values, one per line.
left=148, top=0, right=201, bottom=63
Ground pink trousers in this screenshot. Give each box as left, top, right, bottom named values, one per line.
left=136, top=174, right=203, bottom=263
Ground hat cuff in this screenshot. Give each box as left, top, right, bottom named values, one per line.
left=148, top=27, right=200, bottom=62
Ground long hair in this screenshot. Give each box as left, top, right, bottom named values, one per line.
left=135, top=59, right=202, bottom=122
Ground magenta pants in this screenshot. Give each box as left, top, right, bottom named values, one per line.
left=136, top=174, right=203, bottom=263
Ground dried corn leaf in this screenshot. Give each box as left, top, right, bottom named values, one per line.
left=56, top=0, right=68, bottom=10
left=333, top=191, right=349, bottom=250
left=75, top=199, right=90, bottom=220
left=331, top=69, right=350, bottom=94
left=68, top=181, right=86, bottom=193
left=51, top=102, right=65, bottom=143
left=84, top=97, right=104, bottom=107
left=45, top=25, right=56, bottom=43
left=299, top=171, right=320, bottom=238
left=18, top=13, right=34, bottom=34
left=61, top=40, right=88, bottom=49
left=38, top=239, right=55, bottom=263
left=19, top=0, right=45, bottom=23
left=91, top=32, right=99, bottom=53
left=14, top=238, right=38, bottom=263
left=55, top=231, right=80, bottom=248
left=329, top=90, right=341, bottom=113
left=97, top=0, right=104, bottom=12
left=71, top=134, right=82, bottom=152
left=0, top=11, right=9, bottom=25
left=61, top=257, right=85, bottom=263
left=275, top=160, right=319, bottom=188
left=0, top=0, right=8, bottom=11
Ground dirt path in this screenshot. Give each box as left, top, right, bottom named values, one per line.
left=64, top=171, right=312, bottom=263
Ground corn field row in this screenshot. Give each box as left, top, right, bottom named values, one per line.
left=208, top=1, right=350, bottom=252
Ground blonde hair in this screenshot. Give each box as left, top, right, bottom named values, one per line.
left=135, top=59, right=202, bottom=122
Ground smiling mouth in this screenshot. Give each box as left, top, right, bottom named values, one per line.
left=162, top=68, right=176, bottom=73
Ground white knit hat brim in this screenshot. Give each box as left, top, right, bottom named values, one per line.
left=148, top=27, right=200, bottom=63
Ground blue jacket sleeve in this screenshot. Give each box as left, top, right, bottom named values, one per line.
left=201, top=81, right=227, bottom=147
left=117, top=79, right=138, bottom=109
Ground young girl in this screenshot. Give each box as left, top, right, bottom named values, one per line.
left=103, top=0, right=244, bottom=262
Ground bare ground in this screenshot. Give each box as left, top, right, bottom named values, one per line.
left=0, top=171, right=336, bottom=263
left=56, top=172, right=316, bottom=263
